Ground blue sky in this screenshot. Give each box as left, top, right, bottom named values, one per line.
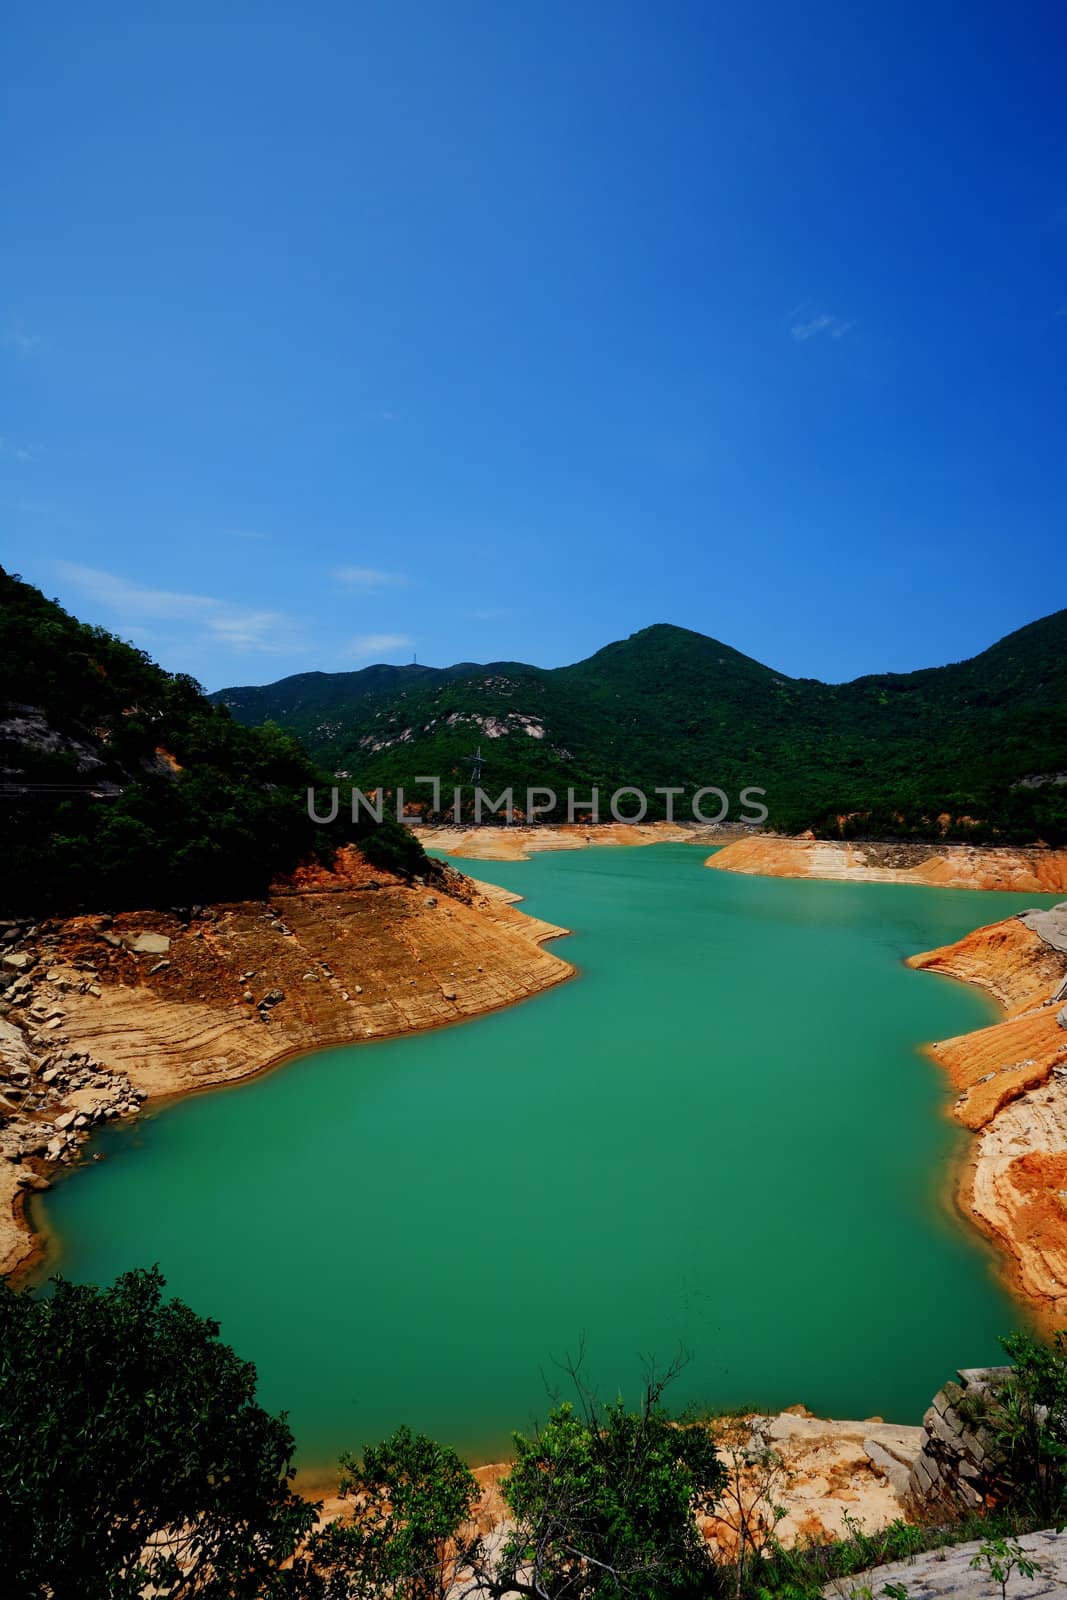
left=2, top=1, right=1065, bottom=692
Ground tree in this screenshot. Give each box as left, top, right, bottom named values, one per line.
left=970, top=1538, right=1041, bottom=1600
left=988, top=1331, right=1067, bottom=1526
left=303, top=1425, right=485, bottom=1599
left=495, top=1356, right=725, bottom=1600
left=709, top=1414, right=789, bottom=1600
left=0, top=1268, right=316, bottom=1599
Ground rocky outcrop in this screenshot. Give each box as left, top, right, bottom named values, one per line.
left=0, top=848, right=573, bottom=1278
left=909, top=905, right=1067, bottom=1319
left=698, top=1411, right=924, bottom=1554
left=905, top=1366, right=1008, bottom=1516
left=706, top=835, right=1067, bottom=893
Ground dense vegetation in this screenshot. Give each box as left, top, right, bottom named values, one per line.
left=0, top=568, right=429, bottom=914
left=0, top=1268, right=315, bottom=1598
left=214, top=612, right=1067, bottom=842
left=1, top=1268, right=1061, bottom=1598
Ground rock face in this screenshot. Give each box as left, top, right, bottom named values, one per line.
left=0, top=848, right=573, bottom=1278
left=701, top=1412, right=924, bottom=1551
left=905, top=1366, right=1009, bottom=1516
left=125, top=932, right=171, bottom=956
left=908, top=904, right=1067, bottom=1319
left=706, top=836, right=1067, bottom=893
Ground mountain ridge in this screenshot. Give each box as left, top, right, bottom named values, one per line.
left=211, top=609, right=1067, bottom=842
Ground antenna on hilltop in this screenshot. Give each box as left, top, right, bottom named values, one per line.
left=467, top=745, right=485, bottom=785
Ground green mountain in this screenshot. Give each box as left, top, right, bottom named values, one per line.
left=213, top=611, right=1067, bottom=843
left=0, top=568, right=426, bottom=914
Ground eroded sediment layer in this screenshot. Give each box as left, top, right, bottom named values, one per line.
left=0, top=848, right=573, bottom=1278
left=706, top=835, right=1067, bottom=893
left=908, top=908, right=1067, bottom=1319
left=415, top=820, right=734, bottom=860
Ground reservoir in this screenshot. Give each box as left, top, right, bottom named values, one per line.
left=34, top=846, right=1060, bottom=1472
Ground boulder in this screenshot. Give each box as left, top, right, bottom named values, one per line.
left=15, top=1171, right=51, bottom=1192
left=864, top=1438, right=913, bottom=1496
left=127, top=932, right=171, bottom=956
left=1, top=952, right=30, bottom=971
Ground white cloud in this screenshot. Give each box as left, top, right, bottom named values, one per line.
left=52, top=562, right=293, bottom=654
left=347, top=633, right=414, bottom=658
left=332, top=565, right=409, bottom=590
left=3, top=320, right=41, bottom=355
left=228, top=528, right=270, bottom=541
left=0, top=435, right=33, bottom=462
left=790, top=310, right=853, bottom=342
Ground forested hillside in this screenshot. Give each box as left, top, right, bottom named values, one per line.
left=0, top=569, right=425, bottom=913
left=214, top=612, right=1067, bottom=843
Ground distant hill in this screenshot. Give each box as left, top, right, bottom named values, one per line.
left=213, top=612, right=1067, bottom=843
left=0, top=569, right=426, bottom=914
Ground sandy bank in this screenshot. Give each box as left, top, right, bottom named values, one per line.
left=706, top=835, right=1067, bottom=892
left=305, top=1408, right=923, bottom=1558
left=0, top=848, right=573, bottom=1279
left=414, top=820, right=736, bottom=860
left=908, top=909, right=1067, bottom=1319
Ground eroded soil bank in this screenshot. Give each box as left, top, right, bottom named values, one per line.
left=908, top=905, right=1067, bottom=1321
left=0, top=848, right=573, bottom=1277
left=415, top=820, right=739, bottom=859
left=706, top=834, right=1067, bottom=893
left=419, top=823, right=1067, bottom=891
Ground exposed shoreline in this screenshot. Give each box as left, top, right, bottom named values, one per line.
left=0, top=848, right=575, bottom=1283
left=417, top=822, right=1067, bottom=893
left=905, top=908, right=1067, bottom=1325
left=5, top=824, right=1066, bottom=1497
left=705, top=833, right=1067, bottom=893
left=415, top=819, right=739, bottom=859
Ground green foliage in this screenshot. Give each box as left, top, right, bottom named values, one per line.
left=498, top=1365, right=725, bottom=1599
left=0, top=1267, right=315, bottom=1599
left=2, top=1273, right=1060, bottom=1600
left=969, top=1536, right=1040, bottom=1600
left=359, top=817, right=435, bottom=879
left=988, top=1331, right=1067, bottom=1526
left=0, top=568, right=431, bottom=913
left=213, top=614, right=1067, bottom=841
left=303, top=1425, right=483, bottom=1599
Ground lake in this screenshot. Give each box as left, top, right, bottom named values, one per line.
left=33, top=845, right=1060, bottom=1473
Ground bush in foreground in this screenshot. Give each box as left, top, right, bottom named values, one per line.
left=3, top=1264, right=1065, bottom=1599
left=0, top=1268, right=315, bottom=1598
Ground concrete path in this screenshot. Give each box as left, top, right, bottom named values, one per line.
left=824, top=1527, right=1067, bottom=1600
left=1021, top=903, right=1067, bottom=954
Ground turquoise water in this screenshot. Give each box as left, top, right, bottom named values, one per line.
left=34, top=846, right=1062, bottom=1470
